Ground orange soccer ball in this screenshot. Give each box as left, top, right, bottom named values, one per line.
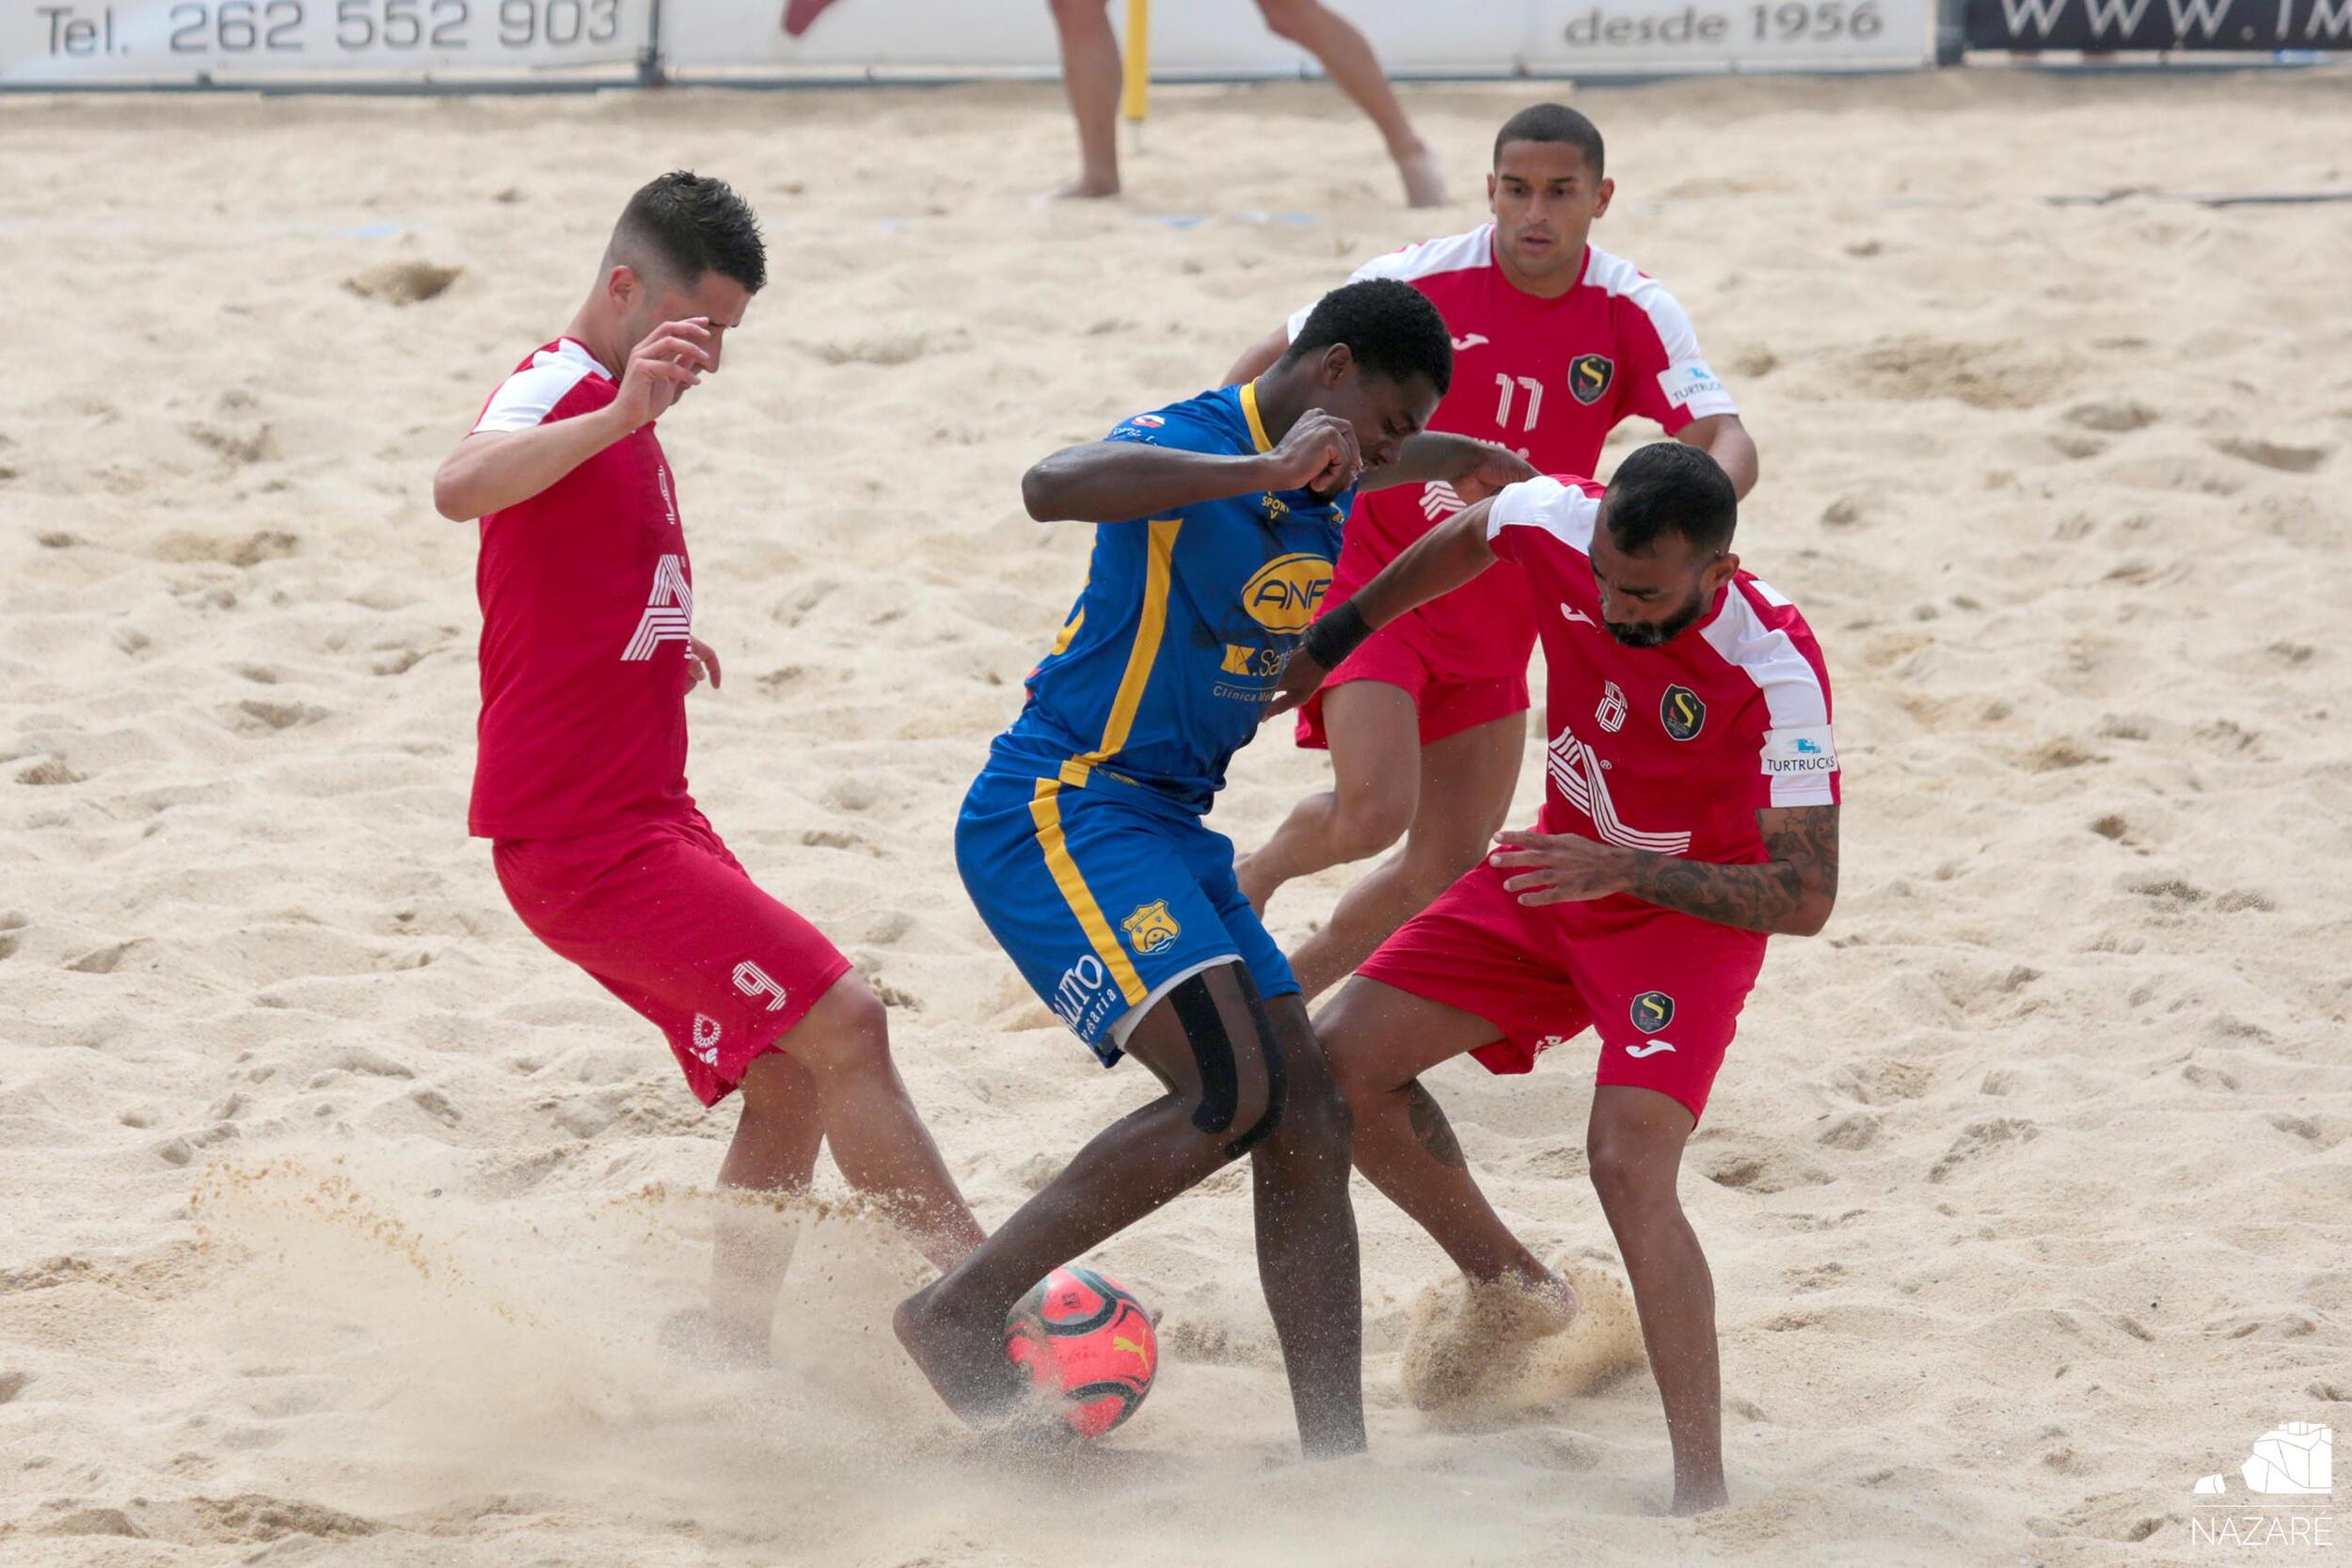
left=1003, top=1266, right=1158, bottom=1439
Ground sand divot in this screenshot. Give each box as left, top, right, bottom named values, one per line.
left=1400, top=1261, right=1646, bottom=1423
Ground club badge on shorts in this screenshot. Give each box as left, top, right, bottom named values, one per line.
left=1568, top=354, right=1614, bottom=405
left=1629, top=990, right=1677, bottom=1034
left=1121, top=900, right=1182, bottom=957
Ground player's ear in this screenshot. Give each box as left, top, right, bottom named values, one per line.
left=1486, top=170, right=1499, bottom=214
left=606, top=263, right=641, bottom=311
left=1319, top=342, right=1356, bottom=387
left=1705, top=550, right=1740, bottom=593
left=1593, top=177, right=1616, bottom=219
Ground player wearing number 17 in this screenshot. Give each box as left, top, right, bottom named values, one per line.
left=432, top=172, right=982, bottom=1362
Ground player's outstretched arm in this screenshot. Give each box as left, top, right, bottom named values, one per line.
left=1263, top=498, right=1499, bottom=719
left=1492, top=805, right=1839, bottom=936
left=1357, top=433, right=1537, bottom=498
left=1022, top=410, right=1362, bottom=523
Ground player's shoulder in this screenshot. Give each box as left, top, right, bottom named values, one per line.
left=1352, top=224, right=1496, bottom=287
left=1580, top=245, right=1693, bottom=319
left=1484, top=473, right=1607, bottom=555
left=1104, top=387, right=1244, bottom=453
left=475, top=338, right=613, bottom=434
left=1698, top=572, right=1835, bottom=718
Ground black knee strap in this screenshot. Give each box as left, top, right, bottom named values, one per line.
left=1169, top=973, right=1239, bottom=1134
left=1168, top=966, right=1289, bottom=1158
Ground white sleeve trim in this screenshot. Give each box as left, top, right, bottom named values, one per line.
left=1287, top=226, right=1494, bottom=344
left=1486, top=476, right=1597, bottom=553
left=473, top=355, right=596, bottom=435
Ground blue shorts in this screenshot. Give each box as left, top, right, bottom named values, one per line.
left=955, top=767, right=1297, bottom=1065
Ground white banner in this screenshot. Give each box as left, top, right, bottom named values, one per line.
left=2, top=0, right=1924, bottom=87
left=663, top=0, right=1926, bottom=76
left=2, top=0, right=647, bottom=82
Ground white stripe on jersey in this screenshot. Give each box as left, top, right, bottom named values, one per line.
left=1581, top=247, right=1740, bottom=422
left=1486, top=474, right=1599, bottom=552
left=474, top=338, right=612, bottom=435
left=621, top=553, right=694, bottom=661
left=1546, top=729, right=1693, bottom=855
left=1701, top=582, right=1836, bottom=807
left=1286, top=225, right=1497, bottom=341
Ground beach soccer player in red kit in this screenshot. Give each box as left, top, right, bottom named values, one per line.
left=433, top=171, right=983, bottom=1360
left=1269, top=447, right=1839, bottom=1513
left=1229, top=103, right=1761, bottom=1004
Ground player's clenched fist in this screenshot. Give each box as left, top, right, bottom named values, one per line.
left=612, top=317, right=718, bottom=431
left=1262, top=409, right=1362, bottom=496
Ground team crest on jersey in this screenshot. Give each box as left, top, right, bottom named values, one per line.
left=1661, top=685, right=1706, bottom=741
left=1629, top=991, right=1677, bottom=1034
left=1240, top=552, right=1333, bottom=635
left=1568, top=354, right=1614, bottom=405
left=1121, top=900, right=1182, bottom=957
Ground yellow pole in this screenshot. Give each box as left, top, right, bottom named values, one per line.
left=1121, top=0, right=1150, bottom=135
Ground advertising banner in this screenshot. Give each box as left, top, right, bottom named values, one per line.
left=1963, top=0, right=2352, bottom=48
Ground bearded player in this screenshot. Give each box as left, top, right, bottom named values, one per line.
left=1229, top=103, right=1761, bottom=1004
left=433, top=172, right=983, bottom=1361
left=1267, top=445, right=1838, bottom=1512
left=897, top=280, right=1526, bottom=1456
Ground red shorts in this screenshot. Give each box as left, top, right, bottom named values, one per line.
left=1293, top=623, right=1530, bottom=752
left=493, top=812, right=853, bottom=1107
left=1356, top=857, right=1768, bottom=1122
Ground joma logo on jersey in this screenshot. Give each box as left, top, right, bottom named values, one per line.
left=1240, top=553, right=1333, bottom=635
left=1121, top=900, right=1182, bottom=956
left=623, top=554, right=693, bottom=660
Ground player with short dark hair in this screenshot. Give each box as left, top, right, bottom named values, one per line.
left=1267, top=443, right=1840, bottom=1512
left=433, top=171, right=983, bottom=1362
left=1227, top=103, right=1761, bottom=1006
left=895, top=278, right=1524, bottom=1456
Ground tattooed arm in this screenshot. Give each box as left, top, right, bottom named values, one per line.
left=1488, top=805, right=1840, bottom=937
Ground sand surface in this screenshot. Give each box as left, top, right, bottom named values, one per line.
left=4, top=67, right=2350, bottom=1567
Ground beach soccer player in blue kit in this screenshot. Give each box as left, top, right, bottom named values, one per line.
left=895, top=278, right=1536, bottom=1456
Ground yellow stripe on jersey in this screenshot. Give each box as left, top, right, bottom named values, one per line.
left=1062, top=516, right=1181, bottom=788
left=1028, top=779, right=1149, bottom=1006
left=1049, top=607, right=1086, bottom=657
left=1238, top=379, right=1275, bottom=454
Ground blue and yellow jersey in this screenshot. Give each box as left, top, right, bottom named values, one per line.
left=990, top=383, right=1354, bottom=817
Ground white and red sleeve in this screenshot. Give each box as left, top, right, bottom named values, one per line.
left=1484, top=473, right=1604, bottom=566
left=1589, top=254, right=1739, bottom=435
left=1284, top=225, right=1496, bottom=342
left=472, top=346, right=601, bottom=435
left=1702, top=578, right=1839, bottom=810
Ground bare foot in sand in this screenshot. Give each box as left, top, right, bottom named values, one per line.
left=1394, top=147, right=1447, bottom=209
left=1401, top=1261, right=1642, bottom=1418
left=1044, top=172, right=1121, bottom=202
left=894, top=1278, right=1025, bottom=1428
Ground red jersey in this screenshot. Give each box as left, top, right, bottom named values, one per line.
left=1486, top=476, right=1837, bottom=869
left=1289, top=228, right=1738, bottom=678
left=468, top=338, right=696, bottom=841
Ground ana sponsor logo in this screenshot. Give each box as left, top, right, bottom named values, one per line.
left=621, top=553, right=693, bottom=661
left=1240, top=552, right=1334, bottom=635
left=1568, top=353, right=1615, bottom=405
left=1596, top=680, right=1629, bottom=734
left=1121, top=900, right=1182, bottom=957
left=1629, top=990, right=1677, bottom=1034
left=1547, top=722, right=1693, bottom=856
left=1661, top=684, right=1707, bottom=741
